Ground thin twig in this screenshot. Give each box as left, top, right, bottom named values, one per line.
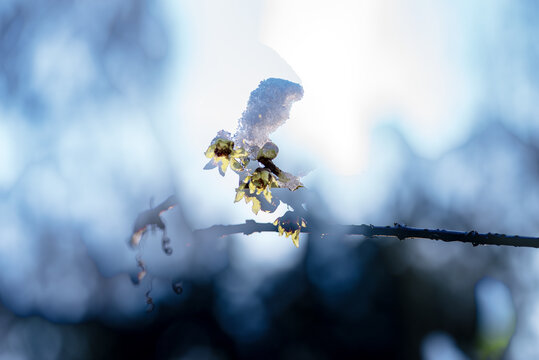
left=193, top=221, right=539, bottom=248
left=257, top=157, right=282, bottom=177
left=131, top=196, right=539, bottom=248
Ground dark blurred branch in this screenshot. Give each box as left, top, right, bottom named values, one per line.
left=132, top=195, right=177, bottom=232
left=193, top=221, right=539, bottom=248
left=130, top=195, right=177, bottom=247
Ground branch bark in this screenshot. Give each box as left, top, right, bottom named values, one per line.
left=131, top=196, right=539, bottom=249
left=193, top=221, right=539, bottom=248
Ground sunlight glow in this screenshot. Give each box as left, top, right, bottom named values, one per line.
left=261, top=0, right=478, bottom=175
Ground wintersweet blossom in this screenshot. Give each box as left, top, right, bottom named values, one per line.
left=273, top=211, right=307, bottom=247
left=204, top=131, right=249, bottom=176
left=235, top=168, right=279, bottom=214
left=204, top=78, right=306, bottom=229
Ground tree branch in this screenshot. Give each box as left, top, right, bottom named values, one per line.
left=257, top=157, right=282, bottom=177
left=130, top=196, right=539, bottom=248
left=130, top=195, right=177, bottom=247
left=193, top=221, right=539, bottom=248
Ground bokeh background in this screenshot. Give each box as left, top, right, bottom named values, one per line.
left=1, top=0, right=539, bottom=358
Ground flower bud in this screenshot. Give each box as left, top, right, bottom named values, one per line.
left=257, top=141, right=279, bottom=160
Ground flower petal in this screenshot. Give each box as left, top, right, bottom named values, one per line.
left=219, top=158, right=229, bottom=176
left=232, top=148, right=248, bottom=157
left=263, top=188, right=272, bottom=203
left=291, top=231, right=300, bottom=248
left=251, top=198, right=261, bottom=214
left=205, top=145, right=216, bottom=158
left=230, top=158, right=243, bottom=171
left=235, top=190, right=245, bottom=202
left=203, top=159, right=217, bottom=170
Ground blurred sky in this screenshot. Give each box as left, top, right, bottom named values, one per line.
left=1, top=0, right=539, bottom=358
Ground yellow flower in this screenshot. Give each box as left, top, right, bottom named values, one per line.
left=204, top=137, right=249, bottom=175
left=273, top=211, right=307, bottom=247
left=234, top=168, right=279, bottom=214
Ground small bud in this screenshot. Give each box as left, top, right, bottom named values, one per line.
left=257, top=142, right=279, bottom=160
